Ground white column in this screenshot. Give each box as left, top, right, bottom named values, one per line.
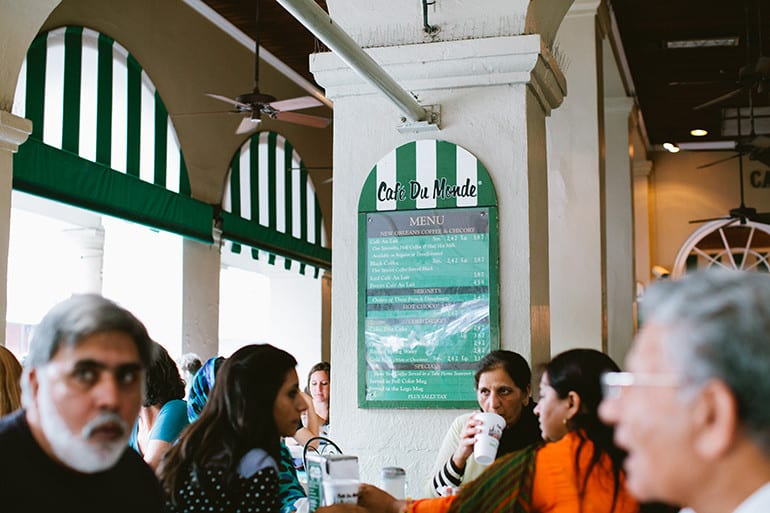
left=181, top=237, right=221, bottom=361
left=633, top=159, right=654, bottom=286
left=0, top=111, right=32, bottom=340
left=312, top=33, right=565, bottom=492
left=604, top=96, right=635, bottom=365
left=64, top=224, right=105, bottom=294
left=546, top=0, right=606, bottom=354
left=321, top=271, right=331, bottom=363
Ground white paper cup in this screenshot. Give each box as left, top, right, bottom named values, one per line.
left=473, top=412, right=506, bottom=465
left=323, top=478, right=360, bottom=505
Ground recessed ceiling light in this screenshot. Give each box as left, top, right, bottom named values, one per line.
left=690, top=129, right=708, bottom=137
left=663, top=142, right=681, bottom=153
left=666, top=37, right=739, bottom=49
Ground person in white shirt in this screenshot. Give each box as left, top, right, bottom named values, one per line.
left=599, top=269, right=770, bottom=513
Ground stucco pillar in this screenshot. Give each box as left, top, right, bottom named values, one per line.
left=546, top=0, right=606, bottom=354
left=321, top=271, right=331, bottom=363
left=604, top=96, right=634, bottom=365
left=65, top=224, right=105, bottom=294
left=181, top=237, right=220, bottom=361
left=633, top=159, right=654, bottom=287
left=312, top=31, right=566, bottom=491
left=0, top=111, right=32, bottom=340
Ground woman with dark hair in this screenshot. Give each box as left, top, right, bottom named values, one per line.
left=158, top=344, right=308, bottom=513
left=359, top=349, right=638, bottom=513
left=129, top=342, right=189, bottom=471
left=425, top=350, right=540, bottom=496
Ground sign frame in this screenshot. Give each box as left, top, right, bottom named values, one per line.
left=357, top=140, right=500, bottom=409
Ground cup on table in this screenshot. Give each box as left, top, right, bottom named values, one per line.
left=473, top=412, right=505, bottom=465
left=323, top=478, right=360, bottom=505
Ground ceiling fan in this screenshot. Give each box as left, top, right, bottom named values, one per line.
left=690, top=117, right=770, bottom=225
left=693, top=0, right=770, bottom=112
left=205, top=1, right=330, bottom=134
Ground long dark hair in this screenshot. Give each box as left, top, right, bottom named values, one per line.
left=543, top=348, right=625, bottom=513
left=158, top=344, right=297, bottom=503
left=144, top=342, right=185, bottom=407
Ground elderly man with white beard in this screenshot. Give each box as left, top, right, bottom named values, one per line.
left=0, top=294, right=163, bottom=512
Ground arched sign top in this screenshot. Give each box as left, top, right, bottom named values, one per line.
left=358, top=140, right=497, bottom=212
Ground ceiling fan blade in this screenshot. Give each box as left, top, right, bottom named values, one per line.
left=269, top=96, right=323, bottom=112
left=692, top=87, right=745, bottom=111
left=750, top=135, right=770, bottom=148
left=170, top=110, right=240, bottom=117
left=205, top=92, right=250, bottom=110
left=236, top=115, right=260, bottom=135
left=696, top=154, right=741, bottom=169
left=274, top=111, right=331, bottom=128
left=750, top=212, right=770, bottom=224
left=689, top=216, right=733, bottom=224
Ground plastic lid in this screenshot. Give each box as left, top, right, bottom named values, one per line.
left=381, top=466, right=406, bottom=478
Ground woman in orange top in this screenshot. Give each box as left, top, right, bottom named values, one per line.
left=357, top=349, right=638, bottom=513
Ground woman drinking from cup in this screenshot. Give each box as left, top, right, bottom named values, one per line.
left=425, top=350, right=541, bottom=496
left=359, top=349, right=638, bottom=513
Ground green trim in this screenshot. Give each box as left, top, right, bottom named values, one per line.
left=299, top=161, right=308, bottom=241
left=284, top=140, right=293, bottom=238
left=153, top=91, right=168, bottom=187
left=179, top=157, right=191, bottom=196
left=62, top=27, right=83, bottom=154
left=267, top=131, right=277, bottom=230
left=357, top=212, right=368, bottom=408
left=126, top=54, right=141, bottom=177
left=229, top=153, right=241, bottom=216
left=249, top=136, right=260, bottom=221
left=395, top=142, right=416, bottom=211
left=95, top=33, right=113, bottom=166
left=220, top=211, right=331, bottom=270
left=435, top=140, right=456, bottom=209
left=26, top=34, right=46, bottom=140
left=14, top=138, right=213, bottom=243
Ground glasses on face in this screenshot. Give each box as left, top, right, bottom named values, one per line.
left=601, top=371, right=681, bottom=399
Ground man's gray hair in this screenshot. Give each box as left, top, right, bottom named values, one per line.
left=641, top=269, right=770, bottom=455
left=25, top=294, right=153, bottom=369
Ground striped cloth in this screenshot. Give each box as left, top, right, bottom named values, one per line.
left=446, top=442, right=540, bottom=513
left=186, top=356, right=224, bottom=423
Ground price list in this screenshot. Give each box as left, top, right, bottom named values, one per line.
left=363, top=208, right=494, bottom=405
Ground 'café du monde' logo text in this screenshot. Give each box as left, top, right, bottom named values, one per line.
left=377, top=177, right=478, bottom=202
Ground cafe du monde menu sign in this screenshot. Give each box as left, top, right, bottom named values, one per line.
left=358, top=140, right=500, bottom=409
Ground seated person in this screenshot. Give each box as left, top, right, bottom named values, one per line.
left=158, top=345, right=308, bottom=513
left=304, top=361, right=330, bottom=436
left=185, top=353, right=307, bottom=513
left=425, top=350, right=541, bottom=496
left=358, top=349, right=638, bottom=513
left=129, top=341, right=188, bottom=471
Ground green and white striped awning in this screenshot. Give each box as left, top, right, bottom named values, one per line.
left=221, top=131, right=331, bottom=275
left=359, top=140, right=497, bottom=212
left=12, top=26, right=211, bottom=241
left=12, top=25, right=331, bottom=274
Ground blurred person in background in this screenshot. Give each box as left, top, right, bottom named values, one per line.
left=178, top=352, right=201, bottom=400
left=129, top=341, right=189, bottom=471
left=0, top=345, right=22, bottom=417
left=304, top=361, right=330, bottom=436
